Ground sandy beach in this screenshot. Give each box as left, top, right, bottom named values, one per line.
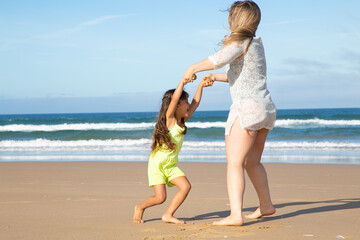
left=0, top=162, right=359, bottom=240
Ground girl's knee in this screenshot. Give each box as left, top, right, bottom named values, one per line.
left=185, top=182, right=191, bottom=193
left=180, top=182, right=191, bottom=194
left=155, top=193, right=166, bottom=204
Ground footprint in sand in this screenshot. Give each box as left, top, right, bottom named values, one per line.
left=176, top=228, right=186, bottom=231
left=257, top=226, right=270, bottom=229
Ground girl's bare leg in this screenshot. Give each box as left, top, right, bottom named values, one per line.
left=213, top=118, right=257, bottom=226
left=245, top=128, right=276, bottom=219
left=162, top=176, right=191, bottom=224
left=133, top=184, right=167, bottom=223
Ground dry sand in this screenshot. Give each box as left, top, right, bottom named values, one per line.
left=0, top=162, right=359, bottom=240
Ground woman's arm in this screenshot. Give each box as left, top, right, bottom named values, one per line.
left=208, top=41, right=246, bottom=70
left=183, top=58, right=214, bottom=83
left=183, top=41, right=245, bottom=83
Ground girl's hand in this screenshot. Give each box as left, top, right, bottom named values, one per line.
left=182, top=74, right=197, bottom=85
left=180, top=75, right=196, bottom=86
left=202, top=74, right=215, bottom=87
left=181, top=74, right=196, bottom=85
left=183, top=68, right=197, bottom=83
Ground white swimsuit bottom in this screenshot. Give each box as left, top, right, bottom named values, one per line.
left=225, top=101, right=276, bottom=136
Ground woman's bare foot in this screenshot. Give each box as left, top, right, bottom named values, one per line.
left=133, top=205, right=144, bottom=223
left=162, top=214, right=185, bottom=224
left=213, top=215, right=243, bottom=226
left=245, top=206, right=276, bottom=219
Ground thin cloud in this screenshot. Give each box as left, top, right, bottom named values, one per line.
left=338, top=49, right=360, bottom=64
left=271, top=58, right=333, bottom=77
left=341, top=10, right=360, bottom=27
left=283, top=58, right=331, bottom=69
left=0, top=14, right=133, bottom=50
left=64, top=15, right=132, bottom=34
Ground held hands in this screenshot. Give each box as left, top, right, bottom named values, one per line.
left=183, top=67, right=197, bottom=84
left=182, top=72, right=215, bottom=87
left=182, top=74, right=197, bottom=85
left=202, top=74, right=215, bottom=87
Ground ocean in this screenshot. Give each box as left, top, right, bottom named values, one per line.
left=1, top=108, right=360, bottom=164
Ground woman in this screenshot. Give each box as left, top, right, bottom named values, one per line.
left=182, top=1, right=276, bottom=226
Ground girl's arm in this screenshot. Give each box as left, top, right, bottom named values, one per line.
left=184, top=79, right=206, bottom=122
left=166, top=79, right=186, bottom=127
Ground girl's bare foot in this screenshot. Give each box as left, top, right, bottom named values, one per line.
left=213, top=215, right=243, bottom=226
left=162, top=214, right=185, bottom=224
left=245, top=206, right=276, bottom=219
left=133, top=205, right=144, bottom=223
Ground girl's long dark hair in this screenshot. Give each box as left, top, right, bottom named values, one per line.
left=151, top=89, right=188, bottom=152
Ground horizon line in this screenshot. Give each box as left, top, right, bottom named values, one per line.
left=1, top=107, right=359, bottom=116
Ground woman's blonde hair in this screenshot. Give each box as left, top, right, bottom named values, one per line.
left=223, top=1, right=261, bottom=56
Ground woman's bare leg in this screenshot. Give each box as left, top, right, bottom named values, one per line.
left=213, top=118, right=257, bottom=226
left=133, top=184, right=166, bottom=223
left=244, top=128, right=275, bottom=219
left=162, top=176, right=191, bottom=224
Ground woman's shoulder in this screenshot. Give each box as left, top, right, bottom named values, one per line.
left=225, top=37, right=260, bottom=48
left=219, top=41, right=245, bottom=54
left=253, top=36, right=262, bottom=43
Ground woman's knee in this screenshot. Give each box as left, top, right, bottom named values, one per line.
left=227, top=161, right=245, bottom=170
left=245, top=160, right=259, bottom=170
left=245, top=157, right=264, bottom=171
left=227, top=155, right=246, bottom=169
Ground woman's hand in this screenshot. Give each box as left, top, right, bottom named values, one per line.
left=202, top=74, right=215, bottom=87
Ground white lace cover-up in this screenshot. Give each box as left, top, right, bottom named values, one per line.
left=208, top=37, right=276, bottom=135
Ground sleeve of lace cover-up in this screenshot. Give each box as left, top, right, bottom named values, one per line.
left=208, top=41, right=246, bottom=70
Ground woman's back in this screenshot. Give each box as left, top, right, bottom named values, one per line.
left=227, top=37, right=269, bottom=103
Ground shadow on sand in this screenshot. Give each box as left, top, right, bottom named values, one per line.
left=181, top=198, right=360, bottom=225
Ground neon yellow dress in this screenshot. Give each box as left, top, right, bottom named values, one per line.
left=148, top=122, right=186, bottom=187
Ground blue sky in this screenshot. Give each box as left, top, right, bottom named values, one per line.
left=1, top=0, right=359, bottom=114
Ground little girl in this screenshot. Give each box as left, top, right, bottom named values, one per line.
left=133, top=77, right=212, bottom=224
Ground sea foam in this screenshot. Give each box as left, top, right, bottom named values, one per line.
left=1, top=139, right=359, bottom=152
left=1, top=119, right=359, bottom=132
